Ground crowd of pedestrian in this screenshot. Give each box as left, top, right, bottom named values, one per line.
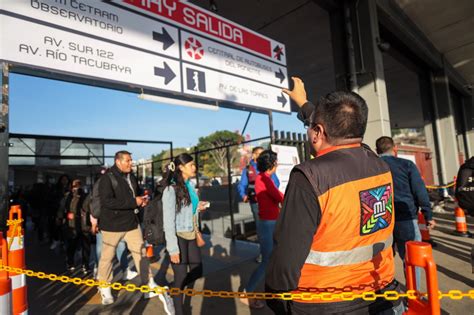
left=8, top=75, right=473, bottom=315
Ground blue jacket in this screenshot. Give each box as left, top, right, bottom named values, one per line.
left=237, top=159, right=280, bottom=200
left=381, top=155, right=432, bottom=221
left=162, top=185, right=198, bottom=255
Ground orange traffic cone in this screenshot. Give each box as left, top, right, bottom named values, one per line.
left=404, top=241, right=440, bottom=315
left=7, top=205, right=28, bottom=315
left=417, top=212, right=436, bottom=247
left=453, top=206, right=471, bottom=237
left=0, top=232, right=12, bottom=315
left=146, top=244, right=154, bottom=258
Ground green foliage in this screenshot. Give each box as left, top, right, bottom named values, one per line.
left=196, top=130, right=244, bottom=177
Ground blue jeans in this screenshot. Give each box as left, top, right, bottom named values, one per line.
left=245, top=219, right=276, bottom=292
left=250, top=202, right=259, bottom=228
left=95, top=231, right=129, bottom=271
left=394, top=219, right=422, bottom=287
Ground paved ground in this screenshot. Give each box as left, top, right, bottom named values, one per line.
left=24, top=211, right=473, bottom=315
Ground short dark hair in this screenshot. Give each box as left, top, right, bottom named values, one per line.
left=257, top=150, right=278, bottom=173
left=252, top=146, right=264, bottom=154
left=311, top=91, right=368, bottom=143
left=115, top=150, right=132, bottom=160
left=375, top=136, right=395, bottom=154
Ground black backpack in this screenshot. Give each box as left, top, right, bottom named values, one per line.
left=89, top=172, right=118, bottom=219
left=143, top=184, right=167, bottom=245
left=455, top=157, right=474, bottom=215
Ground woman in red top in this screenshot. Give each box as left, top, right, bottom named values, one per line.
left=241, top=150, right=284, bottom=309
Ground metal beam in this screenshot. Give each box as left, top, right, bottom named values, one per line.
left=0, top=63, right=10, bottom=232
left=376, top=0, right=471, bottom=96
left=9, top=133, right=172, bottom=146
left=445, top=60, right=472, bottom=97
left=376, top=0, right=442, bottom=70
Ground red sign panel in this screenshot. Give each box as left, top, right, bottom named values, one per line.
left=123, top=0, right=273, bottom=59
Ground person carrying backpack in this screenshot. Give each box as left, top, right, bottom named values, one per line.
left=95, top=151, right=174, bottom=314
left=162, top=153, right=209, bottom=315
left=456, top=156, right=474, bottom=216
left=88, top=172, right=138, bottom=281
left=455, top=156, right=474, bottom=273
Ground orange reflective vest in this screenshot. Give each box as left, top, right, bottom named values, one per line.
left=295, top=144, right=395, bottom=303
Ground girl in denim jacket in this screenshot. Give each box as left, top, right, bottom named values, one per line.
left=162, top=153, right=207, bottom=315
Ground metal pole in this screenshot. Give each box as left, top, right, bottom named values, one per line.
left=151, top=161, right=155, bottom=192
left=170, top=142, right=174, bottom=160
left=226, top=146, right=235, bottom=239
left=241, top=112, right=252, bottom=136
left=194, top=150, right=200, bottom=191
left=344, top=0, right=359, bottom=93
left=268, top=110, right=274, bottom=144
left=0, top=63, right=10, bottom=232
left=194, top=150, right=201, bottom=230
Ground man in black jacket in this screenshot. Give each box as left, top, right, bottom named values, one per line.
left=96, top=151, right=174, bottom=314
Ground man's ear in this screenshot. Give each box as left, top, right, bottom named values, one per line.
left=316, top=124, right=326, bottom=139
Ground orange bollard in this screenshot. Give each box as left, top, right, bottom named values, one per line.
left=417, top=212, right=436, bottom=247
left=453, top=206, right=471, bottom=237
left=0, top=232, right=12, bottom=315
left=418, top=212, right=431, bottom=242
left=404, top=241, right=440, bottom=315
left=146, top=244, right=154, bottom=258
left=7, top=205, right=27, bottom=315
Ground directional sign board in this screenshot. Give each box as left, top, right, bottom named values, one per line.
left=0, top=0, right=290, bottom=113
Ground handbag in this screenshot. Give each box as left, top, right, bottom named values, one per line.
left=196, top=231, right=206, bottom=247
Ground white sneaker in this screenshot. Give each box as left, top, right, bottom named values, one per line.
left=146, top=279, right=175, bottom=315
left=98, top=287, right=114, bottom=305
left=123, top=268, right=138, bottom=281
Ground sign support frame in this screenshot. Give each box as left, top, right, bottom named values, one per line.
left=0, top=63, right=10, bottom=232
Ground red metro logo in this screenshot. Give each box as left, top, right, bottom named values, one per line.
left=184, top=37, right=204, bottom=60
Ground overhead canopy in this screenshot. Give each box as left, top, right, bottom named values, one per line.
left=394, top=0, right=474, bottom=89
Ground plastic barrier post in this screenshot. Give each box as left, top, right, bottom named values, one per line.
left=417, top=212, right=436, bottom=247
left=418, top=212, right=430, bottom=242
left=7, top=205, right=27, bottom=315
left=453, top=206, right=471, bottom=237
left=404, top=241, right=440, bottom=315
left=0, top=232, right=12, bottom=315
left=146, top=245, right=153, bottom=258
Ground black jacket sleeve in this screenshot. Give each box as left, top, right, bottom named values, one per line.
left=296, top=102, right=315, bottom=126
left=99, top=175, right=137, bottom=211
left=265, top=169, right=321, bottom=292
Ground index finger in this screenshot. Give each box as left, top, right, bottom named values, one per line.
left=291, top=77, right=304, bottom=85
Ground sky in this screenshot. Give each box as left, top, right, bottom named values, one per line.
left=9, top=73, right=305, bottom=161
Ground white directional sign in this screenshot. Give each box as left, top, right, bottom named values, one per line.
left=0, top=0, right=180, bottom=58
left=0, top=0, right=290, bottom=113
left=180, top=31, right=288, bottom=88
left=0, top=15, right=181, bottom=92
left=183, top=63, right=289, bottom=110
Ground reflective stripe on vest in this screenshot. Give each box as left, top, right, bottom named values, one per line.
left=305, top=235, right=393, bottom=267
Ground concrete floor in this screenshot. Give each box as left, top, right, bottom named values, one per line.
left=24, top=212, right=473, bottom=315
